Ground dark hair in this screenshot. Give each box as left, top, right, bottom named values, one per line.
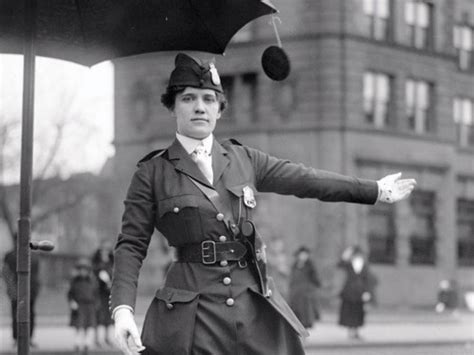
left=161, top=86, right=228, bottom=112
left=351, top=245, right=364, bottom=256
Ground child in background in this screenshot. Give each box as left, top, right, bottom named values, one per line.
left=68, top=258, right=99, bottom=355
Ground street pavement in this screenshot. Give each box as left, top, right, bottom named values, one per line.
left=1, top=308, right=473, bottom=354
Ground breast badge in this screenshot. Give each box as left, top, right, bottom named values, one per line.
left=243, top=186, right=257, bottom=208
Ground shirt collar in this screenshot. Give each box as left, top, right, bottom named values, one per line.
left=176, top=132, right=214, bottom=155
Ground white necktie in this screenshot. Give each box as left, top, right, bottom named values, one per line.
left=191, top=144, right=213, bottom=184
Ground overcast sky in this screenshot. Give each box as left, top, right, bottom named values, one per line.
left=0, top=54, right=114, bottom=183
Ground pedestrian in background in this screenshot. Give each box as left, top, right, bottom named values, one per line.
left=338, top=245, right=373, bottom=340
left=68, top=258, right=99, bottom=355
left=288, top=246, right=321, bottom=329
left=91, top=241, right=114, bottom=347
left=2, top=235, right=40, bottom=348
left=110, top=53, right=416, bottom=355
left=435, top=279, right=459, bottom=315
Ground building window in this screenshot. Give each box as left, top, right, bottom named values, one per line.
left=241, top=73, right=258, bottom=123
left=406, top=79, right=433, bottom=133
left=405, top=0, right=434, bottom=49
left=454, top=25, right=473, bottom=71
left=457, top=199, right=474, bottom=266
left=221, top=75, right=235, bottom=121
left=409, top=190, right=436, bottom=265
left=220, top=73, right=258, bottom=122
left=362, top=0, right=392, bottom=40
left=363, top=72, right=392, bottom=128
left=129, top=80, right=152, bottom=132
left=368, top=203, right=396, bottom=264
left=453, top=97, right=474, bottom=147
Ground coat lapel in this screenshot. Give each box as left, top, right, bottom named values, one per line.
left=167, top=138, right=214, bottom=189
left=211, top=140, right=230, bottom=185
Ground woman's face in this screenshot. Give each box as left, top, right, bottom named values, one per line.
left=172, top=87, right=221, bottom=139
left=297, top=251, right=309, bottom=262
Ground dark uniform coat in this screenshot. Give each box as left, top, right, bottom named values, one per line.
left=110, top=138, right=378, bottom=355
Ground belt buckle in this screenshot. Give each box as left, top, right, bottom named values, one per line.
left=201, top=240, right=217, bottom=265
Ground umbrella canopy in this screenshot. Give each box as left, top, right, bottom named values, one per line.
left=0, top=1, right=278, bottom=354
left=0, top=0, right=277, bottom=66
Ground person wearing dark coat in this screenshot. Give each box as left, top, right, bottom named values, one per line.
left=2, top=244, right=40, bottom=347
left=338, top=246, right=372, bottom=339
left=435, top=279, right=459, bottom=314
left=91, top=241, right=114, bottom=347
left=110, top=53, right=417, bottom=355
left=68, top=258, right=99, bottom=355
left=288, top=247, right=321, bottom=329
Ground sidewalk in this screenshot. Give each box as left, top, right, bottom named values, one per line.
left=304, top=310, right=474, bottom=350
left=1, top=309, right=473, bottom=354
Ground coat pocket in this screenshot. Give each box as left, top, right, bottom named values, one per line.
left=141, top=287, right=200, bottom=355
left=156, top=195, right=203, bottom=243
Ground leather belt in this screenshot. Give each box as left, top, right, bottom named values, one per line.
left=176, top=240, right=247, bottom=265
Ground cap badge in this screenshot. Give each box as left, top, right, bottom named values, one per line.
left=209, top=63, right=221, bottom=86
left=243, top=186, right=256, bottom=208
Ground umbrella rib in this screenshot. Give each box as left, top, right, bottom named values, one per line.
left=187, top=0, right=224, bottom=53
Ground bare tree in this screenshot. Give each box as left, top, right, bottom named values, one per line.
left=0, top=86, right=99, bottom=245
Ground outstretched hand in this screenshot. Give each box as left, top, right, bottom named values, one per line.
left=377, top=172, right=417, bottom=204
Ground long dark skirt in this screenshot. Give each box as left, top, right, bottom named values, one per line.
left=140, top=264, right=305, bottom=355
left=338, top=300, right=365, bottom=328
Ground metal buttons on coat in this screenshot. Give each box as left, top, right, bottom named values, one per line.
left=166, top=303, right=174, bottom=310
left=226, top=298, right=235, bottom=306
left=266, top=289, right=273, bottom=298
left=173, top=207, right=180, bottom=213
left=219, top=235, right=227, bottom=242
left=216, top=213, right=224, bottom=221
left=220, top=260, right=228, bottom=267
left=223, top=277, right=231, bottom=285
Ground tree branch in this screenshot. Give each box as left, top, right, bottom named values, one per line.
left=31, top=192, right=90, bottom=230
left=32, top=122, right=65, bottom=205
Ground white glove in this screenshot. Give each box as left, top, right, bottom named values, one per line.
left=114, top=308, right=145, bottom=355
left=377, top=172, right=416, bottom=204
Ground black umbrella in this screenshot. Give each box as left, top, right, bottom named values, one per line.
left=0, top=1, right=277, bottom=354
left=1, top=0, right=277, bottom=66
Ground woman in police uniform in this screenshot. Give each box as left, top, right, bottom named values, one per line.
left=110, top=53, right=416, bottom=355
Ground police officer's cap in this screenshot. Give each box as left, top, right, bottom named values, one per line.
left=167, top=53, right=223, bottom=93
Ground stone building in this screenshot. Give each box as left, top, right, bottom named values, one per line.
left=111, top=0, right=474, bottom=307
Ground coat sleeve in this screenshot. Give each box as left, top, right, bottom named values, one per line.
left=243, top=146, right=378, bottom=204
left=110, top=161, right=156, bottom=311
